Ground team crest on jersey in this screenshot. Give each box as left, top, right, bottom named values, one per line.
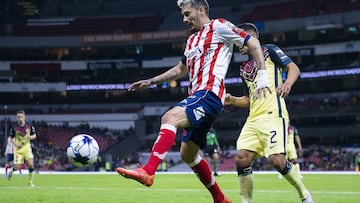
left=239, top=60, right=257, bottom=82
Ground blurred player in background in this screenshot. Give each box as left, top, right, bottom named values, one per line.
left=355, top=152, right=360, bottom=173
left=115, top=0, right=270, bottom=202
left=4, top=136, right=22, bottom=177
left=225, top=23, right=314, bottom=203
left=278, top=123, right=303, bottom=179
left=204, top=128, right=221, bottom=176
left=8, top=110, right=37, bottom=187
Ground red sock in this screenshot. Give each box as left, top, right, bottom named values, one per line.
left=5, top=165, right=8, bottom=175
left=143, top=124, right=176, bottom=175
left=190, top=156, right=225, bottom=203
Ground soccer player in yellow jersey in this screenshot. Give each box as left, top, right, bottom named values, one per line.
left=225, top=23, right=314, bottom=203
left=8, top=110, right=37, bottom=187
left=287, top=123, right=303, bottom=178
left=278, top=123, right=303, bottom=179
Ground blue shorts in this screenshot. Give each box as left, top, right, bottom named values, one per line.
left=7, top=154, right=14, bottom=163
left=175, top=90, right=223, bottom=149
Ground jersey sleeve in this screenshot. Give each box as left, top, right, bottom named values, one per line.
left=266, top=44, right=293, bottom=69
left=214, top=18, right=251, bottom=48
left=214, top=134, right=220, bottom=147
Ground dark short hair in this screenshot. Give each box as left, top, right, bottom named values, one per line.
left=238, top=23, right=259, bottom=38
left=17, top=110, right=25, bottom=115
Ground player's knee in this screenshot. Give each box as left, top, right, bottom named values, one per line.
left=269, top=154, right=286, bottom=169
left=235, top=150, right=253, bottom=167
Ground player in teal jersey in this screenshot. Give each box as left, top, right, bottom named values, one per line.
left=204, top=128, right=221, bottom=176
left=355, top=152, right=360, bottom=173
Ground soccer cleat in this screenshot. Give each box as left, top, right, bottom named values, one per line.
left=28, top=182, right=35, bottom=187
left=220, top=196, right=232, bottom=203
left=7, top=168, right=13, bottom=181
left=214, top=172, right=221, bottom=177
left=302, top=191, right=315, bottom=203
left=116, top=167, right=154, bottom=187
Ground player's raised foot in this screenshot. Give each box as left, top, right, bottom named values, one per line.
left=7, top=168, right=13, bottom=181
left=28, top=182, right=35, bottom=187
left=220, top=196, right=232, bottom=203
left=302, top=191, right=314, bottom=203
left=116, top=167, right=154, bottom=187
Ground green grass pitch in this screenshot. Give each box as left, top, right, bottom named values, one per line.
left=1, top=172, right=359, bottom=203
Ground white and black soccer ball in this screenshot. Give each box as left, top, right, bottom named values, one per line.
left=66, top=134, right=99, bottom=167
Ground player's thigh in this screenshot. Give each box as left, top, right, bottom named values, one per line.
left=23, top=150, right=34, bottom=164
left=162, top=106, right=190, bottom=128
left=13, top=152, right=24, bottom=165
left=237, top=121, right=264, bottom=157
left=257, top=118, right=288, bottom=157
left=286, top=145, right=298, bottom=160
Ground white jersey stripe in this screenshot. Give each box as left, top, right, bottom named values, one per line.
left=184, top=18, right=250, bottom=104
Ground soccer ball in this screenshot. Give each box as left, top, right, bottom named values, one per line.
left=66, top=134, right=99, bottom=167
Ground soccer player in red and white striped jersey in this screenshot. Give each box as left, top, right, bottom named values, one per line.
left=116, top=1, right=269, bottom=202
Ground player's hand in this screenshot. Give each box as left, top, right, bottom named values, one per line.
left=276, top=82, right=292, bottom=97
left=128, top=79, right=153, bottom=91
left=224, top=93, right=234, bottom=105
left=253, top=70, right=271, bottom=99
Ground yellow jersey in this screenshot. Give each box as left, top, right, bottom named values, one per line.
left=240, top=44, right=292, bottom=121
left=9, top=122, right=36, bottom=154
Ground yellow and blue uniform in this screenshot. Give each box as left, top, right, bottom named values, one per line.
left=237, top=44, right=292, bottom=158
left=9, top=122, right=36, bottom=164
left=286, top=125, right=299, bottom=160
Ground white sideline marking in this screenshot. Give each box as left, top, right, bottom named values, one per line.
left=1, top=186, right=359, bottom=196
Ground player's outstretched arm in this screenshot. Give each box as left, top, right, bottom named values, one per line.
left=128, top=60, right=187, bottom=91
left=225, top=93, right=250, bottom=108
left=246, top=37, right=271, bottom=99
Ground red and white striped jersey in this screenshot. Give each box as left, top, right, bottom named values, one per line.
left=5, top=136, right=14, bottom=155
left=184, top=18, right=250, bottom=104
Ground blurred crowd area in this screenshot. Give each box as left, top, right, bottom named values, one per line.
left=0, top=121, right=136, bottom=171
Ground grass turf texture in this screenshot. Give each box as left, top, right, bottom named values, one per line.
left=1, top=173, right=359, bottom=203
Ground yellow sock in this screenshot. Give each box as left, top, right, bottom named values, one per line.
left=239, top=174, right=254, bottom=203
left=356, top=165, right=359, bottom=173
left=29, top=171, right=34, bottom=184
left=295, top=163, right=301, bottom=175
left=283, top=163, right=308, bottom=199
